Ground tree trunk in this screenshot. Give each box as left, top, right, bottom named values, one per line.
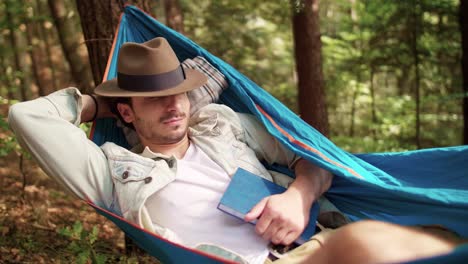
left=411, top=0, right=421, bottom=149
left=5, top=0, right=28, bottom=101
left=369, top=67, right=377, bottom=139
left=461, top=0, right=468, bottom=145
left=74, top=0, right=154, bottom=254
left=349, top=85, right=358, bottom=137
left=164, top=0, right=184, bottom=34
left=25, top=20, right=46, bottom=97
left=75, top=0, right=154, bottom=86
left=397, top=65, right=410, bottom=96
left=75, top=0, right=117, bottom=86
left=291, top=0, right=329, bottom=136
left=348, top=0, right=363, bottom=138
left=0, top=56, right=13, bottom=98
left=36, top=0, right=58, bottom=92
left=48, top=0, right=93, bottom=93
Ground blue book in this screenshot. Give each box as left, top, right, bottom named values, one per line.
left=217, top=168, right=320, bottom=245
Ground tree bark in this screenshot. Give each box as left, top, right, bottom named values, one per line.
left=291, top=0, right=329, bottom=136
left=0, top=55, right=13, bottom=99
left=48, top=0, right=93, bottom=93
left=349, top=85, right=358, bottom=137
left=164, top=0, right=184, bottom=34
left=75, top=0, right=117, bottom=86
left=461, top=0, right=468, bottom=145
left=348, top=0, right=362, bottom=138
left=75, top=0, right=154, bottom=86
left=36, top=0, right=58, bottom=92
left=25, top=20, right=46, bottom=97
left=397, top=65, right=410, bottom=96
left=5, top=0, right=28, bottom=101
left=411, top=0, right=421, bottom=149
left=369, top=67, right=377, bottom=139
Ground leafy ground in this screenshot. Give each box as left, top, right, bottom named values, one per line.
left=0, top=104, right=158, bottom=264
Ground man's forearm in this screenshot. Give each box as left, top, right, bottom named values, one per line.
left=80, top=95, right=114, bottom=123
left=288, top=158, right=333, bottom=208
left=8, top=88, right=113, bottom=205
left=81, top=95, right=97, bottom=123
left=246, top=158, right=333, bottom=244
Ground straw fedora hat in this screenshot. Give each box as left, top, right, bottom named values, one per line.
left=94, top=37, right=207, bottom=97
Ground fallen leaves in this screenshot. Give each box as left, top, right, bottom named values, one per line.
left=0, top=226, right=9, bottom=236
left=0, top=153, right=136, bottom=263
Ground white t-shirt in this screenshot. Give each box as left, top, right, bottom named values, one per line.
left=146, top=143, right=269, bottom=263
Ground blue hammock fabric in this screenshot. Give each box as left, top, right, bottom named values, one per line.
left=90, top=5, right=468, bottom=263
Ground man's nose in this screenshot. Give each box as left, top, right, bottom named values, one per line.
left=165, top=94, right=182, bottom=109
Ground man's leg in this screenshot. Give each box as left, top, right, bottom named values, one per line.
left=271, top=220, right=463, bottom=264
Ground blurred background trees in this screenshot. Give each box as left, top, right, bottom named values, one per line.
left=0, top=0, right=466, bottom=153
left=0, top=0, right=466, bottom=262
left=461, top=0, right=468, bottom=144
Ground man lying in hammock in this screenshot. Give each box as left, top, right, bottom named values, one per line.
left=8, top=37, right=462, bottom=264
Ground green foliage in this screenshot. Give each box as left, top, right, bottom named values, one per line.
left=80, top=122, right=92, bottom=137
left=0, top=115, right=17, bottom=157
left=56, top=221, right=156, bottom=263
left=58, top=221, right=107, bottom=264
left=0, top=0, right=463, bottom=154
left=0, top=98, right=24, bottom=157
left=321, top=0, right=462, bottom=151
left=183, top=0, right=298, bottom=111
left=181, top=0, right=463, bottom=152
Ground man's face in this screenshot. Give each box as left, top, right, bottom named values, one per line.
left=118, top=93, right=191, bottom=145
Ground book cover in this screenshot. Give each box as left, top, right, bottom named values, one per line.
left=217, top=168, right=320, bottom=244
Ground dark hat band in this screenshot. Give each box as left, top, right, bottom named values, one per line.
left=117, top=65, right=186, bottom=92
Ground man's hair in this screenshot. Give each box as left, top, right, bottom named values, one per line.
left=109, top=97, right=135, bottom=130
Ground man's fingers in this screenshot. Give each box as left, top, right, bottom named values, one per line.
left=244, top=197, right=268, bottom=222
left=261, top=219, right=281, bottom=241
left=282, top=231, right=300, bottom=246
left=271, top=227, right=289, bottom=245
left=255, top=210, right=274, bottom=237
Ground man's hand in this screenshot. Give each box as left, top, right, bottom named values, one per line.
left=244, top=159, right=333, bottom=245
left=81, top=95, right=114, bottom=123
left=244, top=188, right=311, bottom=245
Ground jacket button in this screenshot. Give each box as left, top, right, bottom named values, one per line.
left=144, top=177, right=152, bottom=184
left=122, top=171, right=129, bottom=179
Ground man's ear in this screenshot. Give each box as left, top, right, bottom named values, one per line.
left=116, top=103, right=134, bottom=124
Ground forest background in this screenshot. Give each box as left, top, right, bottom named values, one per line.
left=0, top=0, right=467, bottom=263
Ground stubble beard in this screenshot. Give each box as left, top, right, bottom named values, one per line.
left=136, top=112, right=188, bottom=145
left=155, top=124, right=188, bottom=144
